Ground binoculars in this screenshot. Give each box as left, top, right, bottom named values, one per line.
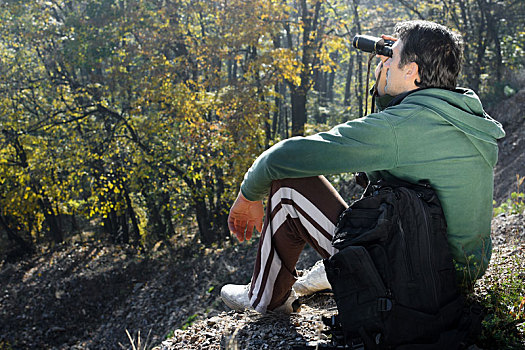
left=352, top=35, right=394, bottom=57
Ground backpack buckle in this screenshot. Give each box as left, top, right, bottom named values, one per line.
left=377, top=297, right=393, bottom=312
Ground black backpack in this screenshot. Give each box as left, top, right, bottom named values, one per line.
left=322, top=179, right=481, bottom=349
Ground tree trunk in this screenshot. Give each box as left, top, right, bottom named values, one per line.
left=162, top=204, right=176, bottom=239
left=344, top=54, right=354, bottom=106
left=118, top=213, right=130, bottom=244
left=288, top=0, right=323, bottom=136
left=194, top=196, right=214, bottom=245
left=314, top=70, right=328, bottom=124
left=352, top=0, right=364, bottom=117
left=458, top=0, right=482, bottom=93
left=355, top=52, right=364, bottom=117
left=144, top=192, right=165, bottom=241
left=123, top=189, right=141, bottom=244
left=472, top=8, right=487, bottom=94
left=478, top=0, right=502, bottom=82
left=284, top=107, right=290, bottom=139
left=214, top=167, right=230, bottom=242
left=0, top=215, right=34, bottom=255
left=327, top=66, right=336, bottom=103
left=38, top=196, right=64, bottom=244
left=272, top=82, right=281, bottom=141
left=291, top=89, right=307, bottom=136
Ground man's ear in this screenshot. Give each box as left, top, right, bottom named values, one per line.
left=405, top=62, right=420, bottom=85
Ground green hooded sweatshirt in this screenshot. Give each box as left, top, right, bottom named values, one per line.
left=240, top=88, right=505, bottom=281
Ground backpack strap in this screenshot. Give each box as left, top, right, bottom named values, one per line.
left=363, top=178, right=432, bottom=198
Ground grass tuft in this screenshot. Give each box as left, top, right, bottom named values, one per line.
left=473, top=174, right=525, bottom=349
left=473, top=245, right=525, bottom=349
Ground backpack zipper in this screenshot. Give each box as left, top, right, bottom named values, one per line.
left=414, top=189, right=440, bottom=309
left=398, top=187, right=439, bottom=308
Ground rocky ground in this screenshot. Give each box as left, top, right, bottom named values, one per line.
left=2, top=211, right=521, bottom=350
left=0, top=232, right=323, bottom=349
left=0, top=88, right=523, bottom=350
left=156, top=213, right=525, bottom=350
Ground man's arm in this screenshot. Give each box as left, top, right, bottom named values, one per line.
left=228, top=115, right=396, bottom=239
left=240, top=113, right=398, bottom=202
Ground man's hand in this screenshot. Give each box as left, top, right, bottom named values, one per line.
left=377, top=34, right=398, bottom=62
left=228, top=191, right=264, bottom=242
left=375, top=35, right=398, bottom=96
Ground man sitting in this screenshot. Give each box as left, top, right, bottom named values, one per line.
left=221, top=20, right=505, bottom=314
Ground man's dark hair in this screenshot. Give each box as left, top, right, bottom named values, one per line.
left=394, top=20, right=463, bottom=90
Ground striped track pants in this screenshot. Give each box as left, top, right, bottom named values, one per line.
left=248, top=176, right=348, bottom=313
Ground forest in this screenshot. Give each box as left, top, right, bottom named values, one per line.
left=1, top=0, right=523, bottom=254
left=0, top=0, right=524, bottom=349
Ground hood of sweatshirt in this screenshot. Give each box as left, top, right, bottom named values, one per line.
left=392, top=88, right=506, bottom=167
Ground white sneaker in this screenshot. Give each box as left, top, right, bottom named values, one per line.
left=220, top=283, right=299, bottom=314
left=220, top=283, right=252, bottom=312
left=292, top=260, right=332, bottom=297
